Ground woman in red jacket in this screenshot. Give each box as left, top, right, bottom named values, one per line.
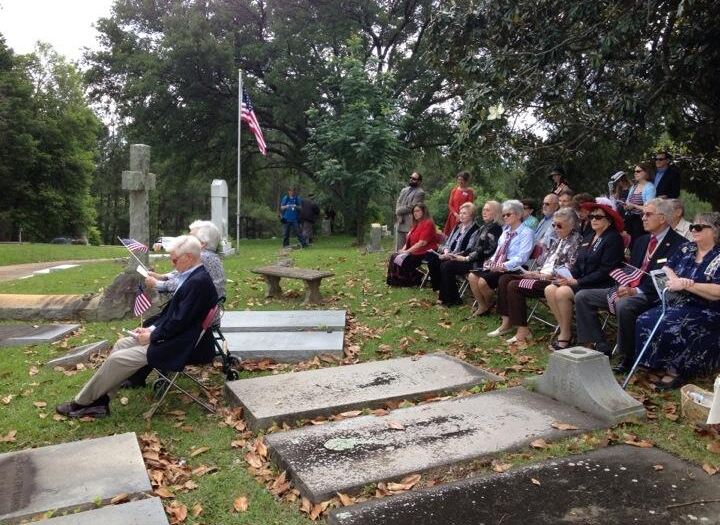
left=443, top=171, right=475, bottom=235
left=387, top=203, right=439, bottom=286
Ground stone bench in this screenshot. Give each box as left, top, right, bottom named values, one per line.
left=251, top=266, right=334, bottom=304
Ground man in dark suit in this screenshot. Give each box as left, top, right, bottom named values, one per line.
left=653, top=150, right=681, bottom=199
left=56, top=235, right=218, bottom=418
left=575, top=198, right=686, bottom=371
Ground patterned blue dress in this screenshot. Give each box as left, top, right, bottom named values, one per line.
left=636, top=242, right=720, bottom=378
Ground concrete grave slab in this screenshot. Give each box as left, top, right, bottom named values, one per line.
left=0, top=323, right=80, bottom=347
left=44, top=497, right=168, bottom=524
left=47, top=264, right=80, bottom=272
left=329, top=445, right=720, bottom=525
left=529, top=346, right=646, bottom=424
left=0, top=432, right=151, bottom=524
left=221, top=309, right=346, bottom=332
left=226, top=353, right=500, bottom=431
left=265, top=387, right=605, bottom=503
left=225, top=330, right=344, bottom=362
left=46, top=340, right=110, bottom=368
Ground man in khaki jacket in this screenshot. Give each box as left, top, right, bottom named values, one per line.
left=394, top=172, right=426, bottom=250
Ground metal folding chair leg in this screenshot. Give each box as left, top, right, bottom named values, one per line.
left=144, top=369, right=216, bottom=419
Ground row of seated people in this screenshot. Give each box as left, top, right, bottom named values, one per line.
left=386, top=198, right=720, bottom=391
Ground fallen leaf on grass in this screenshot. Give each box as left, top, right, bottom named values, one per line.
left=530, top=438, right=548, bottom=449
left=245, top=452, right=264, bottom=468
left=110, top=493, right=128, bottom=504
left=230, top=439, right=246, bottom=449
left=255, top=438, right=268, bottom=458
left=707, top=441, right=720, bottom=455
left=653, top=464, right=664, bottom=471
left=191, top=465, right=217, bottom=477
left=338, top=410, right=363, bottom=418
left=300, top=497, right=313, bottom=514
left=32, top=401, right=47, bottom=408
left=551, top=422, right=578, bottom=431
left=165, top=501, right=187, bottom=523
left=1, top=395, right=14, bottom=405
left=191, top=502, right=203, bottom=517
left=386, top=420, right=405, bottom=431
left=190, top=446, right=209, bottom=457
left=531, top=478, right=541, bottom=486
left=337, top=492, right=354, bottom=506
left=29, top=366, right=39, bottom=376
left=154, top=487, right=175, bottom=498
left=233, top=495, right=249, bottom=512
left=492, top=460, right=512, bottom=473
left=119, top=397, right=129, bottom=406
left=386, top=473, right=421, bottom=491
left=702, top=464, right=718, bottom=476
left=1, top=430, right=17, bottom=443
left=310, top=500, right=332, bottom=520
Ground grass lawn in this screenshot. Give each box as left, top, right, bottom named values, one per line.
left=0, top=235, right=718, bottom=523
left=0, top=243, right=127, bottom=266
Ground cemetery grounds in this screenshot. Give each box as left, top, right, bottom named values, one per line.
left=0, top=237, right=718, bottom=524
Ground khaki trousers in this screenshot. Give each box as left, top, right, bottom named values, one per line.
left=74, top=336, right=149, bottom=405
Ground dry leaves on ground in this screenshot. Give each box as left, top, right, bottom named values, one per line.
left=702, top=464, right=718, bottom=476
left=530, top=438, right=549, bottom=449
left=233, top=495, right=249, bottom=512
left=622, top=433, right=654, bottom=448
left=1, top=430, right=17, bottom=442
left=551, top=422, right=579, bottom=431
left=491, top=460, right=512, bottom=473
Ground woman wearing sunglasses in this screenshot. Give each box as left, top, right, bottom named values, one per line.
left=634, top=212, right=720, bottom=390
left=624, top=162, right=656, bottom=247
left=488, top=208, right=583, bottom=344
left=544, top=198, right=625, bottom=349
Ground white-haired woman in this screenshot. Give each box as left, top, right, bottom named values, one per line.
left=466, top=200, right=534, bottom=316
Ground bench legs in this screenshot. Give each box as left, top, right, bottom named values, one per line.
left=263, top=275, right=282, bottom=298
left=303, top=279, right=324, bottom=304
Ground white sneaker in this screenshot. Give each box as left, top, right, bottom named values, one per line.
left=487, top=327, right=511, bottom=337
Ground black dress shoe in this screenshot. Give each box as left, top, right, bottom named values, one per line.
left=56, top=395, right=110, bottom=419
left=612, top=363, right=631, bottom=374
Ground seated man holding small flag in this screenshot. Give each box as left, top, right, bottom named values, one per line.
left=574, top=198, right=685, bottom=371
left=56, top=235, right=218, bottom=419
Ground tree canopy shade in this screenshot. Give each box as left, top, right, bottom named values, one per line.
left=0, top=39, right=102, bottom=242
left=83, top=0, right=455, bottom=237
left=428, top=0, right=720, bottom=204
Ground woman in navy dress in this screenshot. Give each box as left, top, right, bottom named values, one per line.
left=636, top=212, right=720, bottom=389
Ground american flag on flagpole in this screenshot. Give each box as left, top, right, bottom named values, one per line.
left=609, top=264, right=644, bottom=288
left=133, top=286, right=152, bottom=317
left=241, top=89, right=267, bottom=156
left=121, top=238, right=148, bottom=253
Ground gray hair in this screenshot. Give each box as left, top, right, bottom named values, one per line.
left=645, top=198, right=674, bottom=220
left=553, top=207, right=577, bottom=229
left=189, top=220, right=221, bottom=251
left=168, top=235, right=202, bottom=259
left=484, top=200, right=503, bottom=224
left=501, top=199, right=524, bottom=217
left=694, top=212, right=720, bottom=244
left=669, top=198, right=685, bottom=216
left=459, top=201, right=477, bottom=217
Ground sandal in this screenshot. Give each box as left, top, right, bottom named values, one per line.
left=549, top=339, right=572, bottom=351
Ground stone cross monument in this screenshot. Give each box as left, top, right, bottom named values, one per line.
left=122, top=144, right=156, bottom=266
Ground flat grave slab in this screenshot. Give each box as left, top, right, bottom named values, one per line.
left=329, top=445, right=720, bottom=525
left=226, top=330, right=344, bottom=363
left=226, top=353, right=500, bottom=431
left=47, top=264, right=80, bottom=272
left=46, top=340, right=110, bottom=368
left=265, top=387, right=605, bottom=503
left=0, top=323, right=80, bottom=347
left=0, top=432, right=151, bottom=523
left=221, top=309, right=346, bottom=332
left=44, top=497, right=168, bottom=524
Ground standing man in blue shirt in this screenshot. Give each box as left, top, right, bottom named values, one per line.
left=280, top=186, right=307, bottom=248
left=653, top=150, right=681, bottom=199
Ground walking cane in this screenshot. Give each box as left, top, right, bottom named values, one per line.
left=622, top=287, right=669, bottom=389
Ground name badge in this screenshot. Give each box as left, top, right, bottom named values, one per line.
left=656, top=258, right=667, bottom=264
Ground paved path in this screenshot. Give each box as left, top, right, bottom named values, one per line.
left=0, top=259, right=116, bottom=283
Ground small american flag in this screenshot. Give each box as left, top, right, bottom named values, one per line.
left=518, top=278, right=538, bottom=290
left=606, top=286, right=619, bottom=315
left=133, top=286, right=152, bottom=317
left=121, top=238, right=148, bottom=253
left=241, top=89, right=267, bottom=156
left=610, top=264, right=644, bottom=287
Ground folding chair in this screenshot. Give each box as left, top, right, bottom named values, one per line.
left=418, top=259, right=431, bottom=288
left=622, top=287, right=668, bottom=389
left=145, top=302, right=223, bottom=419
left=458, top=276, right=469, bottom=298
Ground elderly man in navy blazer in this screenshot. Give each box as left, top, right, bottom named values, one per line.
left=574, top=198, right=686, bottom=371
left=56, top=235, right=218, bottom=419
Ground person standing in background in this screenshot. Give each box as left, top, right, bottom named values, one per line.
left=280, top=186, right=307, bottom=248
left=300, top=193, right=320, bottom=245
left=394, top=172, right=426, bottom=250
left=653, top=150, right=681, bottom=199
left=443, top=171, right=475, bottom=235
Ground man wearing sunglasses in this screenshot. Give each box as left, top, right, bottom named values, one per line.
left=574, top=199, right=685, bottom=371
left=653, top=150, right=681, bottom=199
left=394, top=172, right=426, bottom=250
left=56, top=235, right=218, bottom=419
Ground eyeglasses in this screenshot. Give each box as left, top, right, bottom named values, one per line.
left=542, top=202, right=553, bottom=206
left=654, top=157, right=668, bottom=161
left=588, top=214, right=607, bottom=221
left=689, top=224, right=713, bottom=232
left=552, top=222, right=565, bottom=229
left=502, top=212, right=514, bottom=218
left=641, top=211, right=659, bottom=217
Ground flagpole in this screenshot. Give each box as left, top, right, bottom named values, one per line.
left=236, top=69, right=242, bottom=253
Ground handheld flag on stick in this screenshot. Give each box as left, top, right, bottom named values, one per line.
left=606, top=287, right=619, bottom=315
left=134, top=286, right=151, bottom=317
left=241, top=89, right=267, bottom=156
left=120, top=238, right=148, bottom=253
left=609, top=264, right=645, bottom=288
left=117, top=236, right=150, bottom=272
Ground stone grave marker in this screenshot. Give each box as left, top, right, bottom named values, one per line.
left=367, top=223, right=382, bottom=252
left=44, top=497, right=168, bottom=524
left=265, top=387, right=605, bottom=503
left=329, top=445, right=720, bottom=525
left=226, top=353, right=500, bottom=431
left=46, top=340, right=110, bottom=368
left=221, top=309, right=346, bottom=332
left=211, top=179, right=235, bottom=255
left=0, top=432, right=151, bottom=524
left=0, top=323, right=79, bottom=347
left=225, top=330, right=344, bottom=362
left=122, top=144, right=156, bottom=267
left=528, top=346, right=646, bottom=424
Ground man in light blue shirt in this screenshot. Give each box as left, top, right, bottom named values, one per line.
left=534, top=193, right=560, bottom=247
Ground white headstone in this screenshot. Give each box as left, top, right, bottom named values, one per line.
left=210, top=179, right=235, bottom=255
